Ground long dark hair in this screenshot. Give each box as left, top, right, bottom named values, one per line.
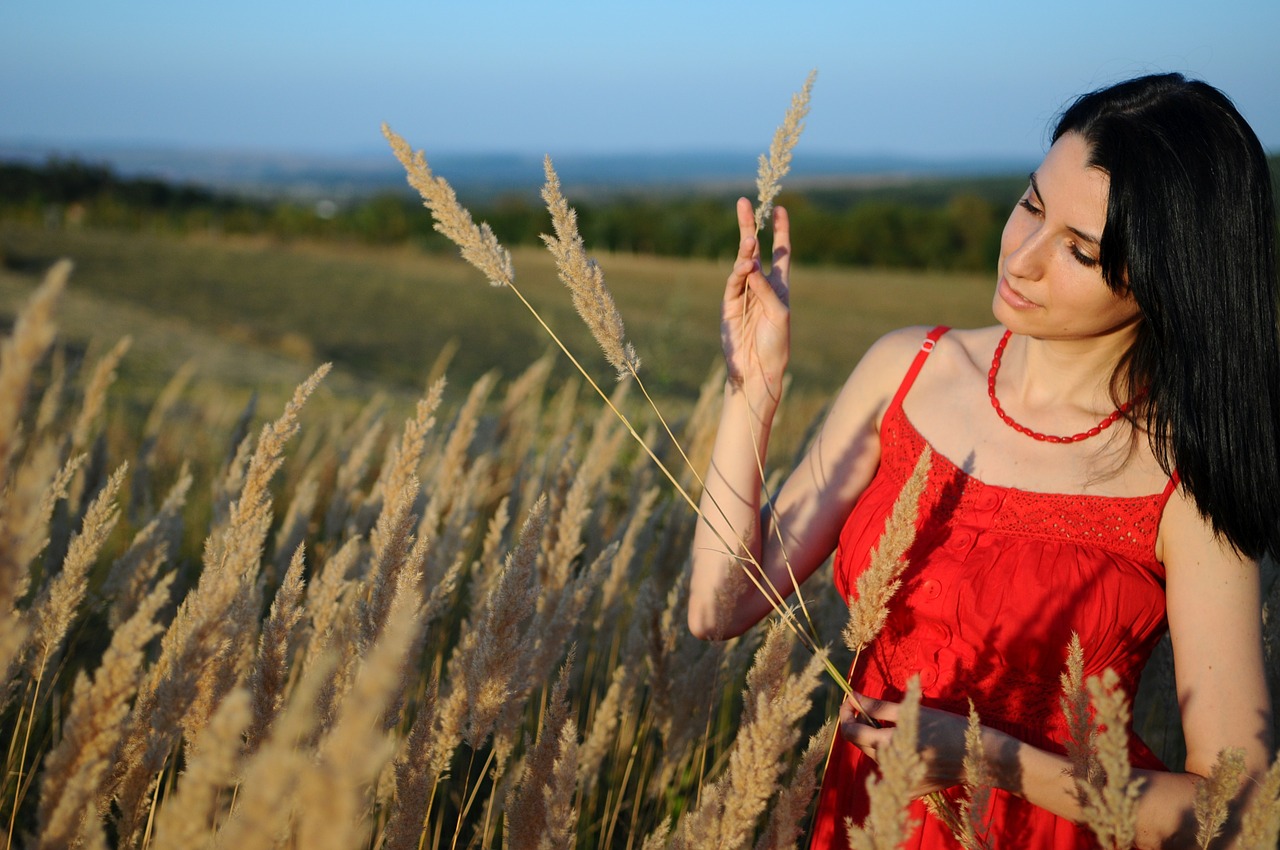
left=1052, top=73, right=1280, bottom=558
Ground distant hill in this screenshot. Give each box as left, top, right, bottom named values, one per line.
left=0, top=140, right=1037, bottom=201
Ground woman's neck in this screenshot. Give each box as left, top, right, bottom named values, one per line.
left=997, top=328, right=1139, bottom=413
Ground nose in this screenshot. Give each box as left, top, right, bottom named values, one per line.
left=1001, top=214, right=1046, bottom=281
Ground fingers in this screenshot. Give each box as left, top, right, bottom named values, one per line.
left=771, top=205, right=792, bottom=285
left=736, top=197, right=759, bottom=261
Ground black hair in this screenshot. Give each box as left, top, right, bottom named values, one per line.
left=1053, top=72, right=1280, bottom=559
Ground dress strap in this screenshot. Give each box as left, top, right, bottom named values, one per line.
left=888, top=325, right=950, bottom=413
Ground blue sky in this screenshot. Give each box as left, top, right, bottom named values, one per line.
left=2, top=0, right=1277, bottom=160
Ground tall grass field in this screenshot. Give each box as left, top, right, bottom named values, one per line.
left=0, top=211, right=1277, bottom=849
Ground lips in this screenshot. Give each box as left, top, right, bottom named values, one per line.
left=998, top=276, right=1040, bottom=309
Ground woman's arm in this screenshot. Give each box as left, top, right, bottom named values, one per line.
left=687, top=198, right=914, bottom=639
left=839, top=488, right=1273, bottom=849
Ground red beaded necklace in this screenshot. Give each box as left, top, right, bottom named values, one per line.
left=987, top=330, right=1136, bottom=444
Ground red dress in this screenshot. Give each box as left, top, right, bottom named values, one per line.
left=809, top=327, right=1175, bottom=849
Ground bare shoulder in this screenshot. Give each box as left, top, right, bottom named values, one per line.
left=856, top=325, right=1004, bottom=396
left=1157, top=486, right=1255, bottom=577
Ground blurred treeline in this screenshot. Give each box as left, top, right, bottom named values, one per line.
left=4, top=156, right=1279, bottom=271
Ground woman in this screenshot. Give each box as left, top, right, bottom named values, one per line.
left=688, top=73, right=1277, bottom=849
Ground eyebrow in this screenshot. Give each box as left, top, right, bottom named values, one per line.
left=1029, top=172, right=1101, bottom=246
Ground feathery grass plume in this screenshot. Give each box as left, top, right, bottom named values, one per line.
left=540, top=156, right=640, bottom=379
left=843, top=446, right=931, bottom=654
left=272, top=464, right=317, bottom=574
left=0, top=259, right=66, bottom=476
left=537, top=721, right=580, bottom=850
left=323, top=410, right=385, bottom=538
left=294, top=592, right=421, bottom=850
left=211, top=656, right=333, bottom=850
left=383, top=124, right=515, bottom=287
left=246, top=543, right=307, bottom=752
left=596, top=485, right=660, bottom=627
left=1238, top=755, right=1280, bottom=849
left=1078, top=669, right=1143, bottom=849
left=361, top=476, right=422, bottom=650
left=516, top=541, right=615, bottom=717
left=461, top=495, right=546, bottom=749
left=103, top=465, right=190, bottom=629
left=35, top=572, right=172, bottom=848
left=754, top=717, right=837, bottom=850
left=755, top=70, right=817, bottom=233
left=1193, top=747, right=1246, bottom=848
left=33, top=347, right=66, bottom=437
left=1060, top=633, right=1102, bottom=795
left=955, top=701, right=993, bottom=850
left=111, top=367, right=329, bottom=840
left=643, top=817, right=673, bottom=850
left=70, top=335, right=131, bottom=454
left=420, top=371, right=495, bottom=538
left=504, top=651, right=577, bottom=850
left=578, top=577, right=661, bottom=790
left=304, top=536, right=361, bottom=657
left=472, top=495, right=511, bottom=603
left=375, top=379, right=444, bottom=514
left=148, top=687, right=252, bottom=850
left=381, top=675, right=439, bottom=850
left=26, top=464, right=127, bottom=684
left=673, top=620, right=826, bottom=850
left=0, top=450, right=82, bottom=707
left=846, top=676, right=928, bottom=850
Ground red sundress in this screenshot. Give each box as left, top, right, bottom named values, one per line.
left=809, top=326, right=1175, bottom=849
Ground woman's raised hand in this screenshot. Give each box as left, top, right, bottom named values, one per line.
left=722, top=197, right=791, bottom=411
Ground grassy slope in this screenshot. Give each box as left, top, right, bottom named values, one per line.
left=0, top=222, right=997, bottom=398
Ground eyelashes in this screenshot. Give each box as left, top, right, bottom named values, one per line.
left=1016, top=196, right=1100, bottom=269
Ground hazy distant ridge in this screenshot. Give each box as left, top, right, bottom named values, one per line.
left=0, top=140, right=1035, bottom=199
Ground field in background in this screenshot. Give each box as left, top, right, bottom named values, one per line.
left=0, top=221, right=996, bottom=453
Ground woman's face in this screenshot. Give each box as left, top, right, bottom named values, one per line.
left=993, top=132, right=1141, bottom=340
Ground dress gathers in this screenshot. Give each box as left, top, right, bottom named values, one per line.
left=809, top=327, right=1175, bottom=850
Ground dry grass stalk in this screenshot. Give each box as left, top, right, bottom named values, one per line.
left=0, top=259, right=66, bottom=475
left=148, top=687, right=252, bottom=850
left=845, top=676, right=927, bottom=850
left=1238, top=755, right=1280, bottom=849
left=755, top=70, right=817, bottom=232
left=956, top=701, right=993, bottom=850
left=246, top=543, right=307, bottom=752
left=421, top=372, right=495, bottom=538
left=1079, top=669, right=1143, bottom=849
left=111, top=368, right=328, bottom=840
left=35, top=571, right=172, bottom=848
left=362, top=476, right=422, bottom=650
left=272, top=466, right=318, bottom=574
left=461, top=496, right=546, bottom=749
left=381, top=676, right=440, bottom=850
left=843, top=446, right=931, bottom=654
left=505, top=652, right=577, bottom=850
left=596, top=486, right=660, bottom=625
left=294, top=594, right=421, bottom=850
left=26, top=463, right=128, bottom=683
left=673, top=620, right=825, bottom=850
left=212, top=656, right=333, bottom=849
left=1193, top=747, right=1246, bottom=848
left=540, top=156, right=640, bottom=379
left=103, top=465, right=191, bottom=628
left=1060, top=633, right=1103, bottom=795
left=70, top=335, right=131, bottom=453
left=377, top=379, right=445, bottom=514
left=383, top=124, right=515, bottom=287
left=324, top=412, right=384, bottom=538
left=754, top=718, right=837, bottom=850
